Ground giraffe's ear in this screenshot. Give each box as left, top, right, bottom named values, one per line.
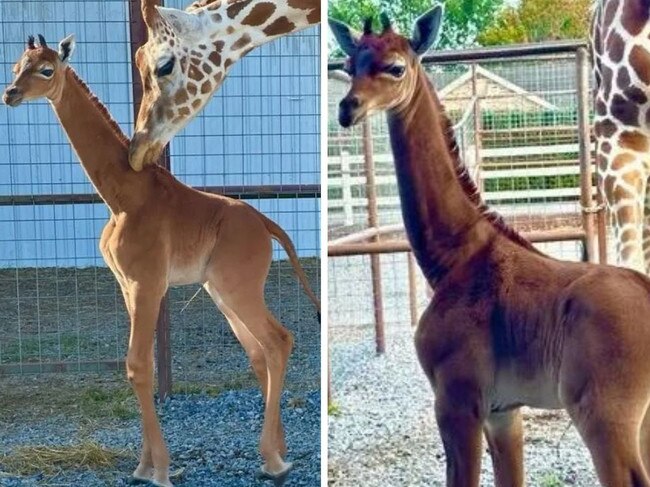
left=156, top=6, right=203, bottom=37
left=329, top=18, right=360, bottom=57
left=410, top=4, right=444, bottom=56
left=58, top=34, right=76, bottom=63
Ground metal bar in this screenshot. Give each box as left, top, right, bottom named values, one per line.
left=129, top=0, right=172, bottom=401
left=328, top=228, right=588, bottom=257
left=596, top=187, right=608, bottom=265
left=362, top=118, right=385, bottom=355
left=0, top=185, right=321, bottom=207
left=407, top=253, right=418, bottom=327
left=576, top=47, right=598, bottom=264
left=328, top=40, right=588, bottom=70
left=0, top=360, right=124, bottom=376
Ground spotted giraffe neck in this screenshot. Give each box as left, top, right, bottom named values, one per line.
left=591, top=0, right=650, bottom=274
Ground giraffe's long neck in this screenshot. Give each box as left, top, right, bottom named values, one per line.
left=386, top=68, right=499, bottom=284
left=205, top=0, right=319, bottom=56
left=51, top=68, right=133, bottom=214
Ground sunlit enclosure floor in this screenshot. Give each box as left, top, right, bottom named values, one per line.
left=328, top=329, right=599, bottom=487
left=0, top=375, right=320, bottom=486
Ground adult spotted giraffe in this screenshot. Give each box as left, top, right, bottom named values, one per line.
left=591, top=0, right=650, bottom=273
left=130, top=0, right=320, bottom=170
left=3, top=34, right=320, bottom=487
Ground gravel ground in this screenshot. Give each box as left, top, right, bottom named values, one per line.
left=328, top=328, right=599, bottom=487
left=0, top=382, right=320, bottom=487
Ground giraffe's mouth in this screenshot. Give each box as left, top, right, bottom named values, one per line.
left=129, top=131, right=165, bottom=172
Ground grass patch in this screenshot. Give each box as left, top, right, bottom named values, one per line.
left=328, top=403, right=342, bottom=417
left=172, top=372, right=257, bottom=397
left=0, top=441, right=133, bottom=476
left=540, top=472, right=564, bottom=487
left=79, top=386, right=138, bottom=420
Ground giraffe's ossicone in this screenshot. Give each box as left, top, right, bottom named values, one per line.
left=130, top=0, right=320, bottom=171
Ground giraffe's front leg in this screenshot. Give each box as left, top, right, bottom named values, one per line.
left=124, top=281, right=172, bottom=487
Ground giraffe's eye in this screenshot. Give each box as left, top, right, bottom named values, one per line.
left=39, top=68, right=54, bottom=78
left=383, top=64, right=405, bottom=78
left=155, top=57, right=175, bottom=77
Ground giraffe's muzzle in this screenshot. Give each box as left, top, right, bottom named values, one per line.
left=129, top=131, right=165, bottom=172
left=339, top=94, right=362, bottom=128
left=2, top=86, right=24, bottom=107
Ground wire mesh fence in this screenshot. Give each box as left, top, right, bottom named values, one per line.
left=328, top=43, right=611, bottom=345
left=0, top=1, right=321, bottom=393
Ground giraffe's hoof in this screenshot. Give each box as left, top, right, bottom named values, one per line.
left=258, top=462, right=293, bottom=486
left=127, top=475, right=150, bottom=485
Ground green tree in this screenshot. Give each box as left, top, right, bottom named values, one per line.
left=478, top=0, right=591, bottom=45
left=328, top=0, right=506, bottom=57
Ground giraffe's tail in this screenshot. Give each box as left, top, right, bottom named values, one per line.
left=260, top=215, right=321, bottom=323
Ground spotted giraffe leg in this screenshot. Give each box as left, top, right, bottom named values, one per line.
left=603, top=165, right=647, bottom=274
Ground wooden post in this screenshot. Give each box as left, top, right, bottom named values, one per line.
left=470, top=64, right=484, bottom=192
left=128, top=0, right=172, bottom=401
left=576, top=47, right=597, bottom=264
left=362, top=118, right=385, bottom=354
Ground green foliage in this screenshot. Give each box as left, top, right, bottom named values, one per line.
left=539, top=472, right=564, bottom=487
left=478, top=0, right=591, bottom=45
left=328, top=0, right=506, bottom=56
left=481, top=109, right=579, bottom=130
left=328, top=402, right=342, bottom=416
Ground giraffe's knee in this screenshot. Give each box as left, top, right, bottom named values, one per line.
left=126, top=350, right=153, bottom=386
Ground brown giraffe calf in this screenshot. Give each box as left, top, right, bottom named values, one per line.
left=2, top=35, right=319, bottom=487
left=331, top=7, right=650, bottom=487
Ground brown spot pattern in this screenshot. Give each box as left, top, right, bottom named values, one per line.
left=242, top=3, right=276, bottom=26
left=232, top=34, right=252, bottom=50
left=604, top=0, right=620, bottom=27
left=192, top=99, right=202, bottom=109
left=201, top=80, right=212, bottom=94
left=606, top=30, right=625, bottom=63
left=595, top=118, right=618, bottom=138
left=209, top=51, right=222, bottom=66
left=602, top=64, right=614, bottom=100
left=179, top=106, right=191, bottom=117
left=214, top=72, right=223, bottom=83
left=188, top=84, right=198, bottom=95
left=212, top=13, right=222, bottom=22
left=619, top=130, right=649, bottom=152
left=596, top=97, right=608, bottom=116
left=611, top=93, right=640, bottom=126
left=189, top=65, right=205, bottom=81
left=224, top=59, right=233, bottom=69
left=227, top=0, right=253, bottom=19
left=174, top=89, right=189, bottom=104
left=624, top=86, right=648, bottom=104
left=214, top=41, right=225, bottom=51
left=621, top=0, right=650, bottom=36
left=630, top=45, right=650, bottom=84
left=601, top=141, right=612, bottom=154
left=611, top=153, right=636, bottom=170
left=616, top=66, right=630, bottom=90
left=203, top=63, right=213, bottom=74
left=263, top=16, right=296, bottom=36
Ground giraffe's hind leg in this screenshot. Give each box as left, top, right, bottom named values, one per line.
left=203, top=282, right=288, bottom=458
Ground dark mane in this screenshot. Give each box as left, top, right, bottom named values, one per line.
left=67, top=68, right=130, bottom=148
left=432, top=83, right=540, bottom=253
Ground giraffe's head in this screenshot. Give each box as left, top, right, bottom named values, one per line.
left=330, top=6, right=443, bottom=128
left=2, top=34, right=76, bottom=107
left=130, top=0, right=320, bottom=170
